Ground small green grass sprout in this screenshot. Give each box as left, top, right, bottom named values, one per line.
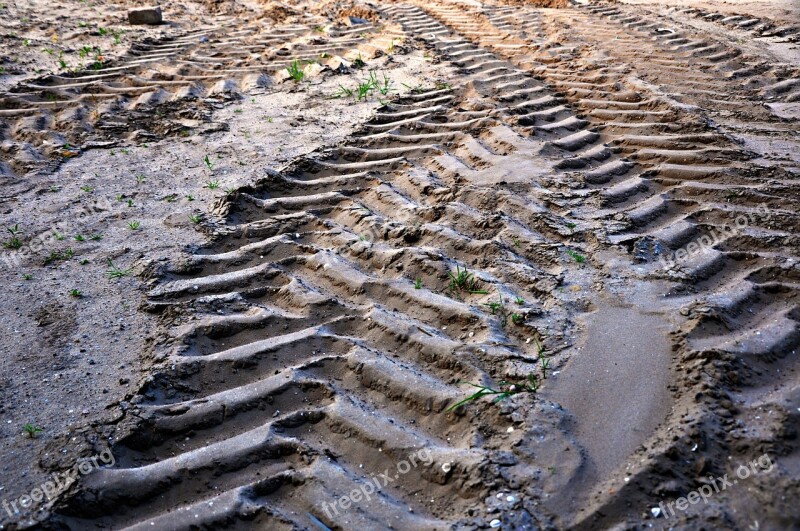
left=22, top=423, right=43, bottom=438
left=106, top=259, right=132, bottom=279
left=446, top=373, right=540, bottom=412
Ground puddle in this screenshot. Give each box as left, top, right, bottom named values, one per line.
left=543, top=290, right=674, bottom=512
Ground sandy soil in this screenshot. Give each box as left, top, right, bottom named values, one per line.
left=0, top=0, right=798, bottom=529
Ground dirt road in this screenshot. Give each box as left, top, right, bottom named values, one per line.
left=1, top=0, right=798, bottom=529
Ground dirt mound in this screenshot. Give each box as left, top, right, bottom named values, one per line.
left=336, top=4, right=383, bottom=23
left=309, top=0, right=383, bottom=23
left=259, top=2, right=300, bottom=22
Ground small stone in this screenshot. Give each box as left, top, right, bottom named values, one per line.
left=490, top=519, right=502, bottom=528
left=128, top=6, right=162, bottom=25
left=345, top=16, right=369, bottom=26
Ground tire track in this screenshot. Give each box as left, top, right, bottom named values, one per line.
left=405, top=0, right=800, bottom=527
left=0, top=14, right=400, bottom=178
left=46, top=5, right=603, bottom=529
left=668, top=6, right=800, bottom=42
left=44, top=1, right=800, bottom=529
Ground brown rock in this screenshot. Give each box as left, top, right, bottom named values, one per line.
left=128, top=6, right=162, bottom=25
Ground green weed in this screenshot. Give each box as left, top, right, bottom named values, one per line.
left=356, top=78, right=375, bottom=101
left=446, top=373, right=540, bottom=412
left=484, top=295, right=510, bottom=327
left=3, top=224, right=22, bottom=249
left=532, top=337, right=550, bottom=379
left=287, top=59, right=304, bottom=82
left=43, top=248, right=73, bottom=265
left=22, top=423, right=43, bottom=438
left=566, top=249, right=586, bottom=263
left=106, top=259, right=132, bottom=279
left=375, top=72, right=394, bottom=96
left=332, top=85, right=354, bottom=99
left=448, top=265, right=487, bottom=294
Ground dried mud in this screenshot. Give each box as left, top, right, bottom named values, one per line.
left=1, top=0, right=798, bottom=530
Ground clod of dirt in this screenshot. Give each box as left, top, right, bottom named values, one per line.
left=128, top=6, right=163, bottom=25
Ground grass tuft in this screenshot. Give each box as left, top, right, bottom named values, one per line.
left=106, top=259, right=132, bottom=279
left=287, top=59, right=305, bottom=82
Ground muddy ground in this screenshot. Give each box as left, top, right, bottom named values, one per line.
left=0, top=0, right=798, bottom=529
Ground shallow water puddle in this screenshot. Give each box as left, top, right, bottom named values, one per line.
left=544, top=293, right=674, bottom=505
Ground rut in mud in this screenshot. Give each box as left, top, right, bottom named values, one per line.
left=4, top=0, right=796, bottom=529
